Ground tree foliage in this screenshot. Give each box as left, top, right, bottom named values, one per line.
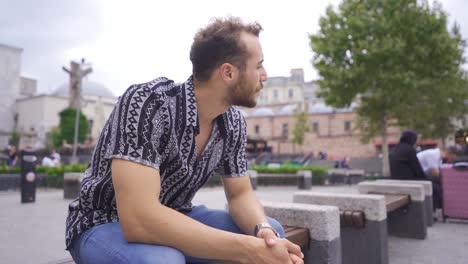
left=292, top=111, right=311, bottom=146
left=9, top=130, right=20, bottom=146
left=57, top=108, right=88, bottom=146
left=310, top=0, right=467, bottom=176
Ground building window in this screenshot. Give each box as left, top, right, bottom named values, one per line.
left=274, top=90, right=278, bottom=100
left=288, top=89, right=294, bottom=99
left=344, top=121, right=351, bottom=131
left=255, top=125, right=260, bottom=134
left=312, top=122, right=319, bottom=133
left=282, top=123, right=288, bottom=137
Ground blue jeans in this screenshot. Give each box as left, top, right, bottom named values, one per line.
left=68, top=205, right=285, bottom=264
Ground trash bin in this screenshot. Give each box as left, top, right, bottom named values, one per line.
left=20, top=149, right=37, bottom=203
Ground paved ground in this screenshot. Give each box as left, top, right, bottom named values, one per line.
left=1, top=185, right=467, bottom=264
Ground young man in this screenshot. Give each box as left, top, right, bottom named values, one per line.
left=417, top=146, right=462, bottom=210
left=65, top=17, right=304, bottom=264
left=389, top=130, right=426, bottom=181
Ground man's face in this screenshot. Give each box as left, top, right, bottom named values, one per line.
left=446, top=152, right=457, bottom=163
left=442, top=150, right=458, bottom=163
left=227, top=33, right=267, bottom=108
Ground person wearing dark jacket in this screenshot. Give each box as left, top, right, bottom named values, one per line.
left=390, top=130, right=426, bottom=180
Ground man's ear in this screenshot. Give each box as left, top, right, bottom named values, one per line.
left=219, top=63, right=239, bottom=84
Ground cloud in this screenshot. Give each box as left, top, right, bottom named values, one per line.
left=1, top=0, right=467, bottom=96
left=0, top=0, right=103, bottom=91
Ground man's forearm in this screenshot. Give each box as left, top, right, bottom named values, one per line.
left=228, top=190, right=269, bottom=236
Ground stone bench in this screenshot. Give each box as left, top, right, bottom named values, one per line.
left=63, top=173, right=84, bottom=199
left=327, top=169, right=365, bottom=185
left=377, top=179, right=433, bottom=226
left=249, top=170, right=312, bottom=190
left=294, top=192, right=388, bottom=264
left=358, top=181, right=427, bottom=239
left=263, top=201, right=341, bottom=264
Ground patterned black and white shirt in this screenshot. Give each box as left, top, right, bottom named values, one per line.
left=65, top=76, right=248, bottom=248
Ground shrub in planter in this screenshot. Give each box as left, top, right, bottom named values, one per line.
left=0, top=165, right=21, bottom=174
left=249, top=164, right=328, bottom=185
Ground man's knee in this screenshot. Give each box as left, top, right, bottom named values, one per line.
left=267, top=217, right=285, bottom=238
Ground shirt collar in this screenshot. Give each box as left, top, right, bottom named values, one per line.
left=184, top=75, right=234, bottom=138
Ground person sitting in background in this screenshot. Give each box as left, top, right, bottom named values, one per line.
left=389, top=130, right=426, bottom=181
left=41, top=149, right=61, bottom=167
left=417, top=146, right=462, bottom=210
left=50, top=149, right=61, bottom=165
left=7, top=146, right=18, bottom=167
left=334, top=157, right=351, bottom=169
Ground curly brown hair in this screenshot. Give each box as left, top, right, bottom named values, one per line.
left=190, top=16, right=263, bottom=82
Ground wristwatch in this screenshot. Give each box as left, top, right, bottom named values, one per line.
left=254, top=223, right=280, bottom=238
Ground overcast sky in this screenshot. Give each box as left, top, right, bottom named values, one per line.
left=1, top=0, right=467, bottom=96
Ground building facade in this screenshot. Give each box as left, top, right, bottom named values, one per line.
left=245, top=109, right=402, bottom=158
left=243, top=69, right=403, bottom=158
left=0, top=44, right=22, bottom=146
left=0, top=42, right=117, bottom=149
left=15, top=79, right=117, bottom=148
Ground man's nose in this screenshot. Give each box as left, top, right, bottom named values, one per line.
left=260, top=68, right=268, bottom=81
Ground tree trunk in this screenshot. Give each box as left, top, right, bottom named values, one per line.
left=440, top=136, right=447, bottom=149
left=381, top=115, right=391, bottom=177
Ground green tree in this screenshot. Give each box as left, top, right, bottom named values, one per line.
left=9, top=130, right=20, bottom=146
left=292, top=111, right=310, bottom=153
left=397, top=23, right=468, bottom=145
left=310, top=0, right=467, bottom=176
left=57, top=108, right=88, bottom=146
left=46, top=127, right=62, bottom=148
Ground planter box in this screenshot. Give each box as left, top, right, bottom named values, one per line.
left=0, top=174, right=20, bottom=191
left=63, top=172, right=84, bottom=199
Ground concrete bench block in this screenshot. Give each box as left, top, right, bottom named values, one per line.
left=294, top=192, right=388, bottom=264
left=327, top=169, right=365, bottom=185
left=358, top=182, right=425, bottom=202
left=249, top=170, right=312, bottom=190
left=358, top=182, right=427, bottom=239
left=63, top=173, right=84, bottom=199
left=294, top=192, right=387, bottom=222
left=262, top=201, right=341, bottom=264
left=297, top=170, right=312, bottom=190
left=378, top=180, right=433, bottom=226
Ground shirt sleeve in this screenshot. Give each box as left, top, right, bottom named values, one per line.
left=215, top=112, right=248, bottom=178
left=427, top=150, right=441, bottom=169
left=104, top=84, right=165, bottom=170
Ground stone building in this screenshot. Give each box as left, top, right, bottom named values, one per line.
left=0, top=43, right=37, bottom=146
left=15, top=79, right=117, bottom=148
left=0, top=42, right=117, bottom=149
left=243, top=69, right=402, bottom=158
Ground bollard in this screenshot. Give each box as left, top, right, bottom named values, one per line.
left=297, top=170, right=312, bottom=190
left=20, top=149, right=37, bottom=203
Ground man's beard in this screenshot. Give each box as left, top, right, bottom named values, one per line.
left=226, top=75, right=260, bottom=108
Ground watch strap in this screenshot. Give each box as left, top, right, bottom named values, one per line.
left=254, top=222, right=280, bottom=238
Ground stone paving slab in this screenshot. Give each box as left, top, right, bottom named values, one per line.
left=1, top=186, right=467, bottom=264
